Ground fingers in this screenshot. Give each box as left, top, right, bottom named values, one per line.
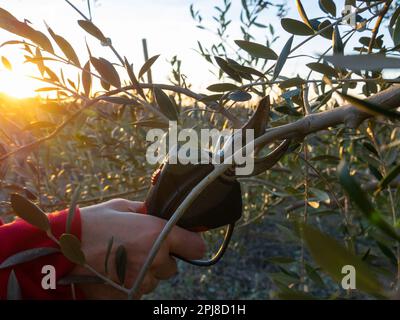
left=152, top=256, right=178, bottom=280
left=105, top=199, right=145, bottom=213
left=140, top=275, right=159, bottom=295
left=167, top=225, right=206, bottom=260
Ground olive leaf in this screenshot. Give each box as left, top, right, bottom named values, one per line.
left=338, top=161, right=400, bottom=242
left=305, top=263, right=326, bottom=288
left=319, top=0, right=336, bottom=16
left=78, top=20, right=107, bottom=43
left=90, top=57, right=121, bottom=88
left=138, top=54, right=160, bottom=80
left=339, top=92, right=400, bottom=120
left=0, top=247, right=59, bottom=269
left=59, top=233, right=86, bottom=266
left=279, top=77, right=305, bottom=89
left=228, top=63, right=264, bottom=78
left=214, top=56, right=242, bottom=82
left=207, top=83, right=239, bottom=92
left=318, top=20, right=334, bottom=39
left=234, top=40, right=278, bottom=60
left=82, top=60, right=91, bottom=97
left=273, top=36, right=293, bottom=80
left=0, top=8, right=54, bottom=54
left=301, top=223, right=384, bottom=295
left=307, top=62, right=338, bottom=78
left=115, top=245, right=127, bottom=285
left=376, top=241, right=397, bottom=267
left=7, top=270, right=22, bottom=300
left=332, top=26, right=344, bottom=55
left=393, top=15, right=400, bottom=47
left=11, top=193, right=50, bottom=232
left=124, top=57, right=146, bottom=99
left=1, top=56, right=11, bottom=70
left=104, top=236, right=114, bottom=275
left=281, top=18, right=314, bottom=36
left=227, top=90, right=252, bottom=102
left=295, top=0, right=312, bottom=29
left=154, top=87, right=179, bottom=121
left=100, top=96, right=136, bottom=105
left=66, top=185, right=81, bottom=234
left=47, top=26, right=80, bottom=67
left=376, top=163, right=400, bottom=194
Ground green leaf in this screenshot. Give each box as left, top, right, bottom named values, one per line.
left=281, top=18, right=314, bottom=36
left=393, top=16, right=400, bottom=47
left=132, top=118, right=169, bottom=129
left=11, top=193, right=50, bottom=232
left=124, top=57, right=146, bottom=99
left=377, top=163, right=400, bottom=193
left=279, top=77, right=305, bottom=89
left=154, top=87, right=179, bottom=121
left=214, top=56, right=242, bottom=82
left=66, top=185, right=81, bottom=234
left=318, top=20, right=333, bottom=39
left=295, top=0, right=312, bottom=29
left=309, top=187, right=330, bottom=204
left=199, top=94, right=223, bottom=103
left=138, top=54, right=160, bottom=80
left=227, top=90, right=252, bottom=102
left=376, top=241, right=397, bottom=267
left=332, top=25, right=344, bottom=55
left=301, top=223, right=384, bottom=295
left=339, top=92, right=400, bottom=120
left=273, top=36, right=293, bottom=80
left=338, top=161, right=400, bottom=242
left=1, top=56, right=11, bottom=70
left=306, top=62, right=338, bottom=78
left=228, top=63, right=264, bottom=78
left=305, top=263, right=326, bottom=288
left=7, top=270, right=22, bottom=300
left=325, top=55, right=400, bottom=71
left=59, top=233, right=86, bottom=266
left=319, top=0, right=336, bottom=16
left=234, top=40, right=278, bottom=60
left=90, top=57, right=121, bottom=88
left=100, top=96, right=136, bottom=105
left=0, top=247, right=59, bottom=269
left=104, top=236, right=114, bottom=275
left=47, top=26, right=80, bottom=67
left=78, top=20, right=107, bottom=43
left=82, top=60, right=91, bottom=97
left=115, top=245, right=127, bottom=285
left=207, top=83, right=239, bottom=92
left=0, top=8, right=53, bottom=53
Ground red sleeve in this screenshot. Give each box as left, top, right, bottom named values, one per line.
left=0, top=208, right=84, bottom=300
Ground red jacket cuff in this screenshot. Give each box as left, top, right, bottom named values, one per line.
left=0, top=207, right=84, bottom=300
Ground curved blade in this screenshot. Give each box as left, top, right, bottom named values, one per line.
left=242, top=96, right=270, bottom=138
left=242, top=139, right=291, bottom=177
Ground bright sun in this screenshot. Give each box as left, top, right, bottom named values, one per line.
left=0, top=64, right=39, bottom=99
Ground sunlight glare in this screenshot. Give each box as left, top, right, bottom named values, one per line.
left=0, top=65, right=39, bottom=99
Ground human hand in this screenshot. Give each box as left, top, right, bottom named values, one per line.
left=70, top=199, right=206, bottom=299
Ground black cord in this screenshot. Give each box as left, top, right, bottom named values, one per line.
left=173, top=223, right=235, bottom=267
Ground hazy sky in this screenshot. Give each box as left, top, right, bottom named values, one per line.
left=0, top=0, right=395, bottom=97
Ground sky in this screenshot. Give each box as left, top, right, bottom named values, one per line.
left=0, top=0, right=396, bottom=98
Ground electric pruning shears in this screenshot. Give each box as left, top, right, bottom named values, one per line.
left=144, top=96, right=291, bottom=266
